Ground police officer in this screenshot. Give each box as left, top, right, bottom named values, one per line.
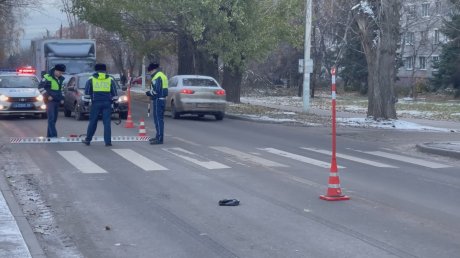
left=81, top=64, right=118, bottom=146
left=146, top=63, right=168, bottom=145
left=38, top=64, right=66, bottom=138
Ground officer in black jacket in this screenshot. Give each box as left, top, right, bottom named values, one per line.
left=38, top=64, right=66, bottom=138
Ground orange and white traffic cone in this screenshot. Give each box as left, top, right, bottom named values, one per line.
left=138, top=118, right=147, bottom=136
left=320, top=157, right=350, bottom=201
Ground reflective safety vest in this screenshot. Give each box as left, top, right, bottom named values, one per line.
left=91, top=73, right=112, bottom=92
left=43, top=74, right=60, bottom=90
left=152, top=71, right=168, bottom=89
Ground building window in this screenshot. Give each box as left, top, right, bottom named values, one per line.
left=419, top=56, right=427, bottom=70
left=406, top=32, right=415, bottom=45
left=435, top=2, right=442, bottom=15
left=405, top=56, right=415, bottom=70
left=434, top=29, right=440, bottom=44
left=422, top=3, right=430, bottom=17
left=420, top=31, right=428, bottom=44
left=432, top=56, right=439, bottom=70
left=407, top=4, right=416, bottom=16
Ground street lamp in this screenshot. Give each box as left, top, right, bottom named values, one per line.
left=303, top=0, right=313, bottom=112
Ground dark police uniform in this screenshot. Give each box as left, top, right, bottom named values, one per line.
left=82, top=65, right=118, bottom=146
left=38, top=64, right=66, bottom=137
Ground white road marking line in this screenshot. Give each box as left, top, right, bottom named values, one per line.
left=259, top=148, right=344, bottom=169
left=300, top=147, right=396, bottom=168
left=163, top=147, right=230, bottom=169
left=171, top=137, right=201, bottom=146
left=112, top=149, right=168, bottom=171
left=211, top=146, right=288, bottom=167
left=57, top=151, right=107, bottom=173
left=359, top=150, right=452, bottom=169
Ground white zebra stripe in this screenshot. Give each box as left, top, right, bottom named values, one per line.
left=301, top=147, right=396, bottom=168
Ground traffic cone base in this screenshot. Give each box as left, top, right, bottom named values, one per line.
left=320, top=195, right=350, bottom=201
left=124, top=113, right=134, bottom=128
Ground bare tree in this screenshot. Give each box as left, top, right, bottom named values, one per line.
left=354, top=0, right=401, bottom=120
left=0, top=0, right=31, bottom=65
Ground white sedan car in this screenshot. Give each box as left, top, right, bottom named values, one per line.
left=166, top=75, right=226, bottom=120
left=0, top=71, right=46, bottom=118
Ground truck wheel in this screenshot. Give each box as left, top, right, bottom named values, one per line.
left=215, top=112, right=224, bottom=121
left=64, top=107, right=72, bottom=117
left=119, top=112, right=128, bottom=120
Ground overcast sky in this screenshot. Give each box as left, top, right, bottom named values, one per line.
left=20, top=0, right=69, bottom=48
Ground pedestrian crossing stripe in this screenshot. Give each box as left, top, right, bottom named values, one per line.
left=163, top=147, right=230, bottom=169
left=112, top=149, right=168, bottom=171
left=356, top=150, right=452, bottom=169
left=24, top=146, right=459, bottom=174
left=10, top=136, right=150, bottom=144
left=57, top=151, right=107, bottom=174
left=300, top=147, right=397, bottom=168
left=211, top=146, right=288, bottom=167
left=259, top=148, right=345, bottom=169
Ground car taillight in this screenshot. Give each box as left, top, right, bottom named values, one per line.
left=180, top=89, right=195, bottom=94
left=214, top=89, right=226, bottom=95
left=16, top=66, right=36, bottom=74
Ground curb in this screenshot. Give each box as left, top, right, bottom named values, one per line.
left=416, top=142, right=460, bottom=159
left=0, top=175, right=46, bottom=258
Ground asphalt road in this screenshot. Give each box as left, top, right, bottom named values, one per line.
left=0, top=100, right=459, bottom=258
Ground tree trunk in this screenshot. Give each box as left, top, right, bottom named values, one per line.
left=195, top=50, right=219, bottom=79
left=222, top=66, right=242, bottom=103
left=357, top=0, right=399, bottom=120
left=177, top=33, right=195, bottom=75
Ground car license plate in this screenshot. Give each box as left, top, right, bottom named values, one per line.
left=196, top=104, right=210, bottom=108
left=13, top=103, right=32, bottom=108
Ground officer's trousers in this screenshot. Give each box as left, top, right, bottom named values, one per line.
left=85, top=101, right=112, bottom=144
left=46, top=101, right=59, bottom=137
left=152, top=98, right=165, bottom=143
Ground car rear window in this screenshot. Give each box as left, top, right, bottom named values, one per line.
left=0, top=75, right=39, bottom=88
left=182, top=78, right=218, bottom=87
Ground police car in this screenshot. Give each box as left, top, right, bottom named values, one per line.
left=0, top=67, right=47, bottom=118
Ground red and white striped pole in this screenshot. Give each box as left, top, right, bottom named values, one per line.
left=124, top=79, right=135, bottom=128
left=320, top=66, right=350, bottom=201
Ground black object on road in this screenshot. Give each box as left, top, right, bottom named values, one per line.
left=218, top=199, right=240, bottom=206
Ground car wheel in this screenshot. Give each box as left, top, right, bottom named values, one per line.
left=74, top=104, right=84, bottom=120
left=64, top=106, right=72, bottom=117
left=119, top=111, right=128, bottom=120
left=215, top=112, right=224, bottom=121
left=171, top=101, right=180, bottom=119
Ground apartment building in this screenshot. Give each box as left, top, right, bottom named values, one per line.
left=398, top=0, right=451, bottom=87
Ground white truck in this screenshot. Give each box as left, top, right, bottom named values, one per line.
left=31, top=39, right=96, bottom=78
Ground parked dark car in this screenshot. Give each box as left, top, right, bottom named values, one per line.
left=62, top=73, right=128, bottom=120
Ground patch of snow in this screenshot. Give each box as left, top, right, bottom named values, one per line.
left=338, top=117, right=454, bottom=132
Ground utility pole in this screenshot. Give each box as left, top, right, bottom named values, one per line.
left=303, top=0, right=313, bottom=112
left=141, top=56, right=146, bottom=90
